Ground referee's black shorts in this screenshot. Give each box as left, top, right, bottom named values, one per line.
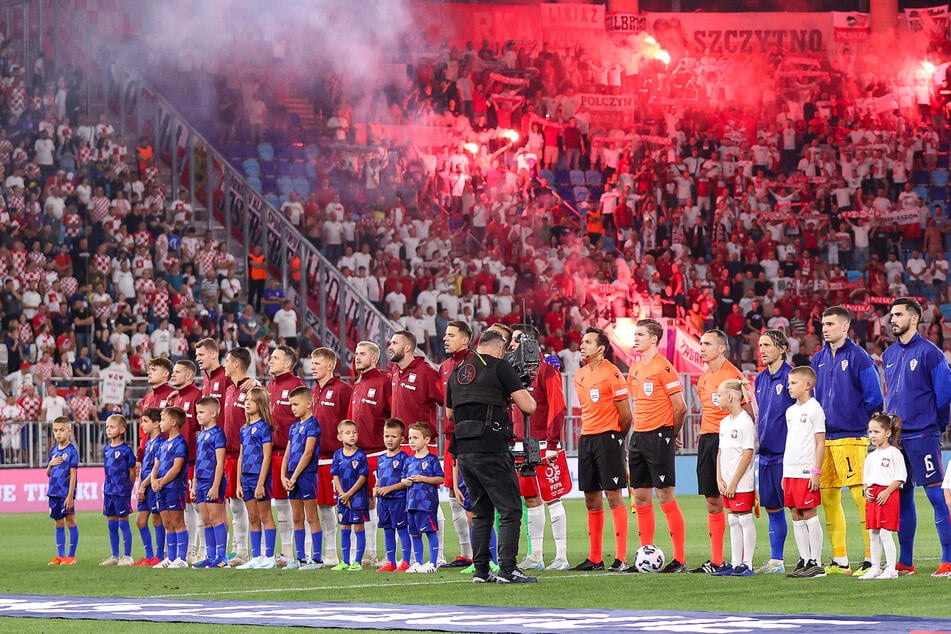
left=696, top=432, right=720, bottom=497
left=578, top=430, right=626, bottom=492
left=628, top=426, right=677, bottom=490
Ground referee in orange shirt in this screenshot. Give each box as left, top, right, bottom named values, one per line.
left=571, top=327, right=632, bottom=572
left=627, top=319, right=688, bottom=573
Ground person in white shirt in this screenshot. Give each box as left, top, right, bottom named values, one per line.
left=150, top=320, right=172, bottom=358
left=385, top=288, right=407, bottom=316
left=40, top=385, right=69, bottom=422
left=272, top=299, right=299, bottom=348
left=281, top=193, right=304, bottom=226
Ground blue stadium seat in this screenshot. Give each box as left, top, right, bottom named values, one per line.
left=289, top=162, right=311, bottom=178
left=554, top=169, right=569, bottom=185
left=930, top=185, right=947, bottom=201
left=934, top=169, right=949, bottom=187
left=261, top=174, right=277, bottom=192
left=293, top=176, right=310, bottom=195
left=265, top=194, right=280, bottom=208
left=913, top=170, right=930, bottom=186
left=273, top=145, right=291, bottom=162
left=305, top=144, right=320, bottom=162
left=573, top=186, right=590, bottom=203
left=940, top=153, right=950, bottom=169
left=247, top=176, right=262, bottom=191
left=914, top=186, right=930, bottom=201
left=846, top=270, right=865, bottom=283
left=569, top=170, right=586, bottom=186
left=585, top=170, right=602, bottom=186
left=277, top=176, right=293, bottom=195
left=540, top=169, right=555, bottom=184
left=279, top=194, right=290, bottom=205
left=290, top=145, right=307, bottom=162
left=257, top=143, right=274, bottom=162
left=556, top=185, right=573, bottom=202
left=259, top=160, right=276, bottom=176
left=941, top=304, right=951, bottom=321
left=242, top=159, right=260, bottom=177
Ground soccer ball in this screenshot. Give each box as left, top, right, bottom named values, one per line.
left=634, top=544, right=665, bottom=573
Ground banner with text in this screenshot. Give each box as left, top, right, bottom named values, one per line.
left=832, top=11, right=871, bottom=42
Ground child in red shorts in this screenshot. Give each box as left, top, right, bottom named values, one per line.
left=860, top=413, right=906, bottom=580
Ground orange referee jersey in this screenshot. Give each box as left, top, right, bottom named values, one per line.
left=628, top=353, right=682, bottom=432
left=574, top=359, right=629, bottom=435
left=696, top=360, right=745, bottom=435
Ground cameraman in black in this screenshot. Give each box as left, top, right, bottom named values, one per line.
left=447, top=329, right=537, bottom=583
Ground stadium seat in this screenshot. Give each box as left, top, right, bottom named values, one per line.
left=573, top=186, right=589, bottom=203
left=258, top=160, right=276, bottom=176
left=247, top=176, right=262, bottom=191
left=289, top=162, right=310, bottom=178
left=242, top=159, right=260, bottom=177
left=540, top=169, right=555, bottom=184
left=279, top=194, right=290, bottom=205
left=846, top=270, right=864, bottom=283
left=914, top=186, right=929, bottom=202
left=293, top=176, right=310, bottom=195
left=554, top=169, right=569, bottom=185
left=930, top=185, right=947, bottom=201
left=940, top=153, right=950, bottom=168
left=941, top=304, right=951, bottom=321
left=933, top=169, right=949, bottom=187
left=290, top=145, right=307, bottom=162
left=273, top=145, right=291, bottom=162
left=265, top=193, right=280, bottom=208
left=304, top=144, right=320, bottom=162
left=557, top=185, right=573, bottom=202
left=257, top=143, right=274, bottom=162
left=569, top=170, right=586, bottom=186
left=585, top=170, right=602, bottom=186
left=261, top=174, right=277, bottom=192
left=913, top=170, right=930, bottom=186
left=277, top=176, right=293, bottom=195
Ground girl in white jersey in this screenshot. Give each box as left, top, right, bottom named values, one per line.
left=861, top=413, right=906, bottom=580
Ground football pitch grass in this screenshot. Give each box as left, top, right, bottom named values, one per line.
left=1, top=492, right=948, bottom=632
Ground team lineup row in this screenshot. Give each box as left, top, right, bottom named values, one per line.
left=40, top=300, right=951, bottom=579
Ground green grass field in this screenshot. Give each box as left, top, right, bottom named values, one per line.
left=1, top=493, right=948, bottom=632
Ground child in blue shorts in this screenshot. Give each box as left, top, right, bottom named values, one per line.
left=134, top=407, right=165, bottom=566
left=100, top=414, right=136, bottom=567
left=192, top=397, right=229, bottom=568
left=284, top=386, right=323, bottom=570
left=374, top=418, right=411, bottom=572
left=331, top=419, right=369, bottom=571
left=401, top=422, right=444, bottom=573
left=46, top=417, right=79, bottom=565
left=152, top=406, right=189, bottom=568
left=236, top=387, right=278, bottom=570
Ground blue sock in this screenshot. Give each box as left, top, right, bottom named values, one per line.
left=295, top=529, right=306, bottom=560
left=179, top=530, right=189, bottom=561
left=926, top=485, right=951, bottom=563
left=139, top=526, right=154, bottom=559
left=767, top=509, right=787, bottom=561
left=214, top=524, right=228, bottom=562
left=899, top=484, right=917, bottom=568
left=166, top=532, right=178, bottom=561
left=384, top=528, right=397, bottom=565
left=154, top=525, right=166, bottom=559
left=264, top=528, right=277, bottom=557
left=69, top=525, right=79, bottom=557
left=354, top=530, right=366, bottom=564
left=120, top=520, right=133, bottom=557
left=204, top=526, right=216, bottom=562
left=55, top=527, right=66, bottom=557
left=250, top=530, right=262, bottom=558
left=427, top=532, right=439, bottom=565
left=397, top=527, right=411, bottom=563
left=311, top=531, right=323, bottom=562
left=489, top=527, right=498, bottom=563
left=341, top=527, right=352, bottom=564
left=108, top=519, right=120, bottom=557
left=411, top=534, right=424, bottom=564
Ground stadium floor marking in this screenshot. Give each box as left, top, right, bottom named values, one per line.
left=3, top=594, right=951, bottom=632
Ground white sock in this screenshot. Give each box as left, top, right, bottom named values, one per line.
left=868, top=529, right=882, bottom=569
left=880, top=529, right=897, bottom=570
left=274, top=499, right=293, bottom=556
left=548, top=500, right=568, bottom=560
left=365, top=506, right=378, bottom=558
left=185, top=503, right=199, bottom=553
left=230, top=498, right=249, bottom=556
left=792, top=519, right=809, bottom=562
left=805, top=515, right=824, bottom=564
left=728, top=513, right=743, bottom=566
left=527, top=504, right=545, bottom=561
left=319, top=505, right=338, bottom=563
left=449, top=497, right=472, bottom=559
left=738, top=513, right=756, bottom=567
left=436, top=504, right=446, bottom=563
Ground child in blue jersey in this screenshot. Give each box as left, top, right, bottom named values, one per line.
left=134, top=408, right=165, bottom=566
left=192, top=397, right=229, bottom=568
left=373, top=418, right=410, bottom=572
left=100, top=414, right=136, bottom=567
left=331, top=419, right=369, bottom=571
left=151, top=406, right=189, bottom=568
left=236, top=386, right=278, bottom=569
left=47, top=417, right=79, bottom=565
left=284, top=386, right=323, bottom=570
left=401, top=422, right=444, bottom=573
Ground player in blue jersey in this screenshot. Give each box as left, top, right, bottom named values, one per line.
left=236, top=386, right=278, bottom=570
left=331, top=419, right=369, bottom=571
left=99, top=414, right=136, bottom=567
left=754, top=330, right=796, bottom=574
left=192, top=397, right=229, bottom=568
left=284, top=386, right=323, bottom=570
left=152, top=406, right=189, bottom=568
left=374, top=418, right=410, bottom=572
left=883, top=297, right=951, bottom=577
left=401, top=422, right=444, bottom=573
left=134, top=407, right=165, bottom=566
left=46, top=417, right=79, bottom=565
left=812, top=306, right=883, bottom=575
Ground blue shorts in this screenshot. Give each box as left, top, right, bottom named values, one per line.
left=158, top=486, right=186, bottom=512
left=103, top=493, right=132, bottom=518
left=241, top=473, right=272, bottom=501
left=48, top=496, right=73, bottom=520
left=758, top=457, right=784, bottom=509
left=458, top=477, right=471, bottom=512
left=287, top=472, right=318, bottom=501
left=196, top=478, right=227, bottom=504
left=136, top=488, right=160, bottom=513
left=377, top=496, right=407, bottom=529
left=337, top=505, right=369, bottom=526
left=407, top=508, right=437, bottom=535
left=901, top=434, right=944, bottom=487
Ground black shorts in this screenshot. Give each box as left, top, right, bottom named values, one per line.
left=578, top=431, right=627, bottom=493
left=696, top=433, right=720, bottom=498
left=628, top=427, right=677, bottom=490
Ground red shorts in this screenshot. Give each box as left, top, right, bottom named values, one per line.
left=224, top=457, right=239, bottom=499
left=866, top=484, right=900, bottom=531
left=783, top=477, right=820, bottom=510
left=185, top=464, right=195, bottom=503
left=518, top=471, right=540, bottom=497
left=270, top=452, right=287, bottom=499
left=317, top=460, right=334, bottom=506
left=443, top=449, right=455, bottom=490
left=724, top=490, right=755, bottom=513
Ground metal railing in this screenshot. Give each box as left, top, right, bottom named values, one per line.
left=1, top=420, right=141, bottom=468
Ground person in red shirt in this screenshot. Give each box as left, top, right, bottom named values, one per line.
left=222, top=347, right=256, bottom=566
left=266, top=344, right=306, bottom=566
left=310, top=347, right=351, bottom=567
left=139, top=358, right=175, bottom=455
left=438, top=320, right=474, bottom=567
left=170, top=359, right=202, bottom=564
left=348, top=340, right=392, bottom=565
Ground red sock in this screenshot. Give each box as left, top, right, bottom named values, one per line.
left=611, top=504, right=629, bottom=563
left=635, top=504, right=655, bottom=546
left=661, top=499, right=686, bottom=564
left=708, top=511, right=726, bottom=566
left=587, top=509, right=605, bottom=563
